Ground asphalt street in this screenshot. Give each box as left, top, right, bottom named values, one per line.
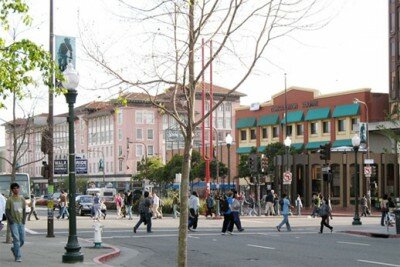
left=16, top=208, right=400, bottom=267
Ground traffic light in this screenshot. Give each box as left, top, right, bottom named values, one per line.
left=319, top=143, right=331, bottom=161
left=248, top=153, right=258, bottom=174
left=261, top=155, right=269, bottom=173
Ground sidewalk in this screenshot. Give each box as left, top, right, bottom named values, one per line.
left=0, top=233, right=120, bottom=267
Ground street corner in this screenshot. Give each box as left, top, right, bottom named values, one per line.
left=342, top=230, right=400, bottom=239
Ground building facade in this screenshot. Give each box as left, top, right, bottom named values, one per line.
left=235, top=87, right=398, bottom=207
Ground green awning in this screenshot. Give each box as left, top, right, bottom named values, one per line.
left=291, top=143, right=304, bottom=150
left=258, top=146, right=266, bottom=153
left=333, top=139, right=352, bottom=147
left=332, top=103, right=360, bottom=118
left=236, top=117, right=257, bottom=129
left=305, top=107, right=331, bottom=121
left=258, top=114, right=279, bottom=126
left=281, top=110, right=304, bottom=124
left=306, top=141, right=329, bottom=150
left=236, top=147, right=252, bottom=154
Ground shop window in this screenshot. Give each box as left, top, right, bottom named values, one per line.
left=262, top=128, right=268, bottom=139
left=286, top=125, right=292, bottom=136
left=296, top=124, right=303, bottom=136
left=272, top=126, right=279, bottom=138
left=337, top=119, right=345, bottom=132
left=250, top=129, right=256, bottom=140
left=323, top=121, right=330, bottom=134
left=240, top=130, right=247, bottom=141
left=310, top=122, right=318, bottom=135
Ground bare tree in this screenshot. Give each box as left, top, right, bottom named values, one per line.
left=81, top=1, right=329, bottom=265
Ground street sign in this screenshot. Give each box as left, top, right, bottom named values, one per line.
left=54, top=159, right=68, bottom=175
left=75, top=159, right=88, bottom=174
left=165, top=129, right=184, bottom=142
left=283, top=171, right=292, bottom=185
left=364, top=159, right=374, bottom=164
left=364, top=166, right=372, bottom=178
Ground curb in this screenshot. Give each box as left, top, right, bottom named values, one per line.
left=93, top=245, right=121, bottom=266
left=343, top=230, right=400, bottom=238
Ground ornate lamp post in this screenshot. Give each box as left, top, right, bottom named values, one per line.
left=62, top=64, right=84, bottom=263
left=352, top=134, right=362, bottom=226
left=284, top=136, right=292, bottom=197
left=225, top=134, right=233, bottom=191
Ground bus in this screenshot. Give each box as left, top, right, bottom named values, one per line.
left=0, top=173, right=31, bottom=211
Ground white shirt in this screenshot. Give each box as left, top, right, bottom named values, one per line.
left=153, top=195, right=160, bottom=206
left=0, top=194, right=6, bottom=218
left=189, top=195, right=200, bottom=211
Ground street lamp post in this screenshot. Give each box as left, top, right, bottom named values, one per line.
left=225, top=134, right=233, bottom=192
left=284, top=136, right=292, bottom=198
left=352, top=134, right=362, bottom=226
left=62, top=64, right=84, bottom=263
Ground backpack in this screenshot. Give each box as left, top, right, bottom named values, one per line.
left=220, top=198, right=229, bottom=213
left=279, top=199, right=284, bottom=211
left=319, top=204, right=329, bottom=217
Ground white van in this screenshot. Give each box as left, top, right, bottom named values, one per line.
left=86, top=187, right=116, bottom=201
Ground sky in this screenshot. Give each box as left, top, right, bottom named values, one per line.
left=0, top=0, right=389, bottom=146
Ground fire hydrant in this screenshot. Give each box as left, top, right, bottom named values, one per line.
left=93, top=220, right=103, bottom=248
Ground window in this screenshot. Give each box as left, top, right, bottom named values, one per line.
left=272, top=126, right=279, bottom=138
left=240, top=130, right=247, bottom=141
left=146, top=112, right=154, bottom=124
left=118, top=129, right=122, bottom=141
left=286, top=125, right=293, bottom=136
left=148, top=145, right=154, bottom=156
left=310, top=122, right=318, bottom=135
left=119, top=160, right=123, bottom=172
left=262, top=128, right=268, bottom=139
left=136, top=144, right=143, bottom=157
left=118, top=145, right=122, bottom=156
left=147, top=129, right=154, bottom=140
left=136, top=128, right=143, bottom=140
left=118, top=111, right=123, bottom=125
left=225, top=117, right=231, bottom=129
left=217, top=118, right=224, bottom=129
left=323, top=121, right=330, bottom=134
left=136, top=111, right=143, bottom=124
left=219, top=104, right=224, bottom=111
left=250, top=129, right=256, bottom=140
left=110, top=162, right=113, bottom=172
left=351, top=118, right=359, bottom=131
left=296, top=124, right=303, bottom=136
left=338, top=119, right=345, bottom=132
left=225, top=102, right=231, bottom=112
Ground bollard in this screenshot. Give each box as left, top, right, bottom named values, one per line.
left=93, top=220, right=103, bottom=248
left=394, top=209, right=400, bottom=235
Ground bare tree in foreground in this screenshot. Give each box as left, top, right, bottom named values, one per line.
left=82, top=1, right=329, bottom=265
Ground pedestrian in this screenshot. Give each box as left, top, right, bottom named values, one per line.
left=360, top=195, right=368, bottom=217
left=152, top=192, right=162, bottom=219
left=276, top=193, right=293, bottom=232
left=205, top=193, right=215, bottom=218
left=273, top=193, right=280, bottom=216
left=93, top=193, right=102, bottom=220
left=311, top=193, right=321, bottom=218
left=0, top=193, right=6, bottom=231
left=221, top=191, right=235, bottom=235
left=295, top=194, right=303, bottom=216
left=57, top=190, right=69, bottom=219
left=6, top=183, right=26, bottom=262
left=126, top=191, right=134, bottom=220
left=172, top=192, right=180, bottom=219
left=318, top=199, right=333, bottom=234
left=115, top=193, right=123, bottom=219
left=264, top=190, right=275, bottom=216
left=188, top=191, right=200, bottom=231
left=232, top=191, right=244, bottom=232
left=133, top=191, right=153, bottom=233
left=27, top=194, right=39, bottom=221
left=380, top=194, right=389, bottom=226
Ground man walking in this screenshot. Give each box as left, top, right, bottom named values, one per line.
left=276, top=193, right=293, bottom=232
left=172, top=191, right=180, bottom=219
left=57, top=190, right=69, bottom=219
left=205, top=193, right=214, bottom=218
left=6, top=183, right=26, bottom=262
left=318, top=199, right=333, bottom=233
left=133, top=191, right=153, bottom=233
left=0, top=193, right=6, bottom=231
left=295, top=194, right=303, bottom=216
left=264, top=190, right=275, bottom=216
left=152, top=192, right=162, bottom=219
left=126, top=191, right=134, bottom=220
left=27, top=194, right=39, bottom=221
left=188, top=191, right=200, bottom=231
left=221, top=191, right=235, bottom=235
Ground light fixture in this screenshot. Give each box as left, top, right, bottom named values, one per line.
left=225, top=133, right=233, bottom=145
left=352, top=134, right=361, bottom=147
left=62, top=63, right=79, bottom=90
left=284, top=136, right=292, bottom=147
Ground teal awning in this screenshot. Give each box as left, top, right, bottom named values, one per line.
left=306, top=141, right=329, bottom=150
left=236, top=147, right=252, bottom=154
left=291, top=143, right=304, bottom=150
left=258, top=146, right=266, bottom=153
left=305, top=107, right=331, bottom=121
left=236, top=117, right=257, bottom=129
left=333, top=139, right=352, bottom=147
left=258, top=114, right=279, bottom=126
left=332, top=103, right=360, bottom=118
left=281, top=110, right=304, bottom=124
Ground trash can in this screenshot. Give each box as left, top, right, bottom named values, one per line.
left=394, top=209, right=400, bottom=235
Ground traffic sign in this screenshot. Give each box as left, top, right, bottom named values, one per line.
left=76, top=159, right=88, bottom=174
left=54, top=159, right=68, bottom=175
left=364, top=166, right=372, bottom=178
left=364, top=159, right=374, bottom=164
left=283, top=171, right=292, bottom=185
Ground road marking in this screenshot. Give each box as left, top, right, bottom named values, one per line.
left=189, top=235, right=199, bottom=239
left=247, top=244, right=275, bottom=250
left=25, top=228, right=39, bottom=234
left=337, top=241, right=370, bottom=246
left=357, top=260, right=400, bottom=267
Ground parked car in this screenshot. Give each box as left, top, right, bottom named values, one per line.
left=75, top=195, right=107, bottom=216
left=36, top=193, right=60, bottom=209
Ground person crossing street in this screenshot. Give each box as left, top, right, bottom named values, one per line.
left=276, top=194, right=293, bottom=232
